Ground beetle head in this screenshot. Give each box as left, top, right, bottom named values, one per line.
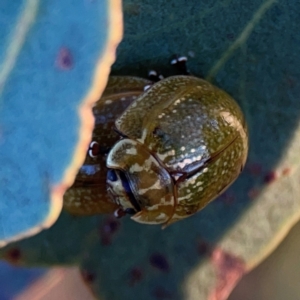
left=106, top=139, right=175, bottom=224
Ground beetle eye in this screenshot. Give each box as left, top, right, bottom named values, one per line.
left=88, top=141, right=99, bottom=158
left=107, top=169, right=118, bottom=182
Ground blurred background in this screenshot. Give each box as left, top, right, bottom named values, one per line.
left=2, top=218, right=300, bottom=300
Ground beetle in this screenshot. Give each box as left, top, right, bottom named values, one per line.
left=64, top=57, right=248, bottom=226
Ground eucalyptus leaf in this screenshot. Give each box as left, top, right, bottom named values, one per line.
left=0, top=0, right=122, bottom=245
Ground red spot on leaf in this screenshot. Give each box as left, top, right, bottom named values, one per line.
left=81, top=269, right=96, bottom=283
left=149, top=253, right=170, bottom=272
left=152, top=287, right=173, bottom=299
left=128, top=267, right=143, bottom=286
left=208, top=248, right=246, bottom=300
left=264, top=171, right=279, bottom=184
left=248, top=187, right=261, bottom=199
left=56, top=47, right=73, bottom=70
left=5, top=247, right=21, bottom=264
left=219, top=192, right=235, bottom=205
left=282, top=167, right=292, bottom=176
left=99, top=216, right=121, bottom=245
left=197, top=239, right=211, bottom=256
left=246, top=163, right=263, bottom=176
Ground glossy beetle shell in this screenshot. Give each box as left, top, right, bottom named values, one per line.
left=106, top=75, right=248, bottom=226
left=64, top=76, right=151, bottom=214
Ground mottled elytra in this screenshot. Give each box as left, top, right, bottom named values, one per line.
left=106, top=75, right=248, bottom=226
left=64, top=73, right=248, bottom=227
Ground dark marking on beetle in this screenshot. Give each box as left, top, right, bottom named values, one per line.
left=149, top=253, right=170, bottom=272
left=56, top=47, right=73, bottom=70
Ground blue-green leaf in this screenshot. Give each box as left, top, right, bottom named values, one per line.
left=0, top=0, right=122, bottom=245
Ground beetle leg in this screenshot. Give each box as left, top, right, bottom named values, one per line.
left=114, top=208, right=126, bottom=218
left=148, top=70, right=164, bottom=82
left=113, top=207, right=136, bottom=219
left=144, top=70, right=164, bottom=91
left=170, top=55, right=190, bottom=75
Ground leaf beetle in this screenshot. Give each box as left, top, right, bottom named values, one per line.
left=64, top=57, right=248, bottom=227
